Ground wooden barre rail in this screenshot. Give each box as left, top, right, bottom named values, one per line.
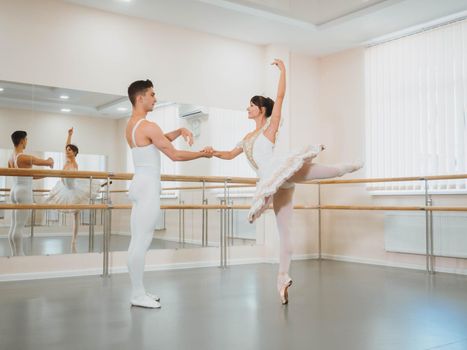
left=1, top=168, right=466, bottom=185
left=161, top=184, right=257, bottom=191
left=310, top=173, right=467, bottom=185
left=0, top=168, right=258, bottom=184
left=1, top=185, right=257, bottom=194
left=0, top=203, right=317, bottom=210
left=1, top=188, right=51, bottom=193
left=0, top=203, right=466, bottom=212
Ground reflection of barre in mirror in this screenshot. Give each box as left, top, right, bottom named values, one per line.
left=206, top=59, right=363, bottom=304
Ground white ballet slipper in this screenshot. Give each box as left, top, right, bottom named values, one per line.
left=130, top=295, right=161, bottom=309
left=146, top=292, right=160, bottom=302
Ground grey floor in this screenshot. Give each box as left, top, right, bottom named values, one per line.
left=1, top=260, right=467, bottom=350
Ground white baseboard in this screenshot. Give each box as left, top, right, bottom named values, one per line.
left=262, top=253, right=319, bottom=264
left=0, top=257, right=268, bottom=282
left=0, top=268, right=104, bottom=282
left=321, top=253, right=467, bottom=276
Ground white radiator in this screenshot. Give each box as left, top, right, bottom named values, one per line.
left=384, top=212, right=467, bottom=258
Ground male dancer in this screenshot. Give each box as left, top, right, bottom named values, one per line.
left=125, top=80, right=212, bottom=308
left=8, top=131, right=54, bottom=256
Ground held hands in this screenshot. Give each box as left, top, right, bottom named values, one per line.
left=271, top=58, right=285, bottom=72
left=180, top=128, right=194, bottom=147
left=47, top=157, right=54, bottom=169
left=201, top=146, right=214, bottom=158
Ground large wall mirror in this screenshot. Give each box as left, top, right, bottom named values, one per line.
left=0, top=80, right=259, bottom=258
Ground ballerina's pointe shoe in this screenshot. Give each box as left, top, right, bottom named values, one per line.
left=146, top=292, right=160, bottom=302
left=278, top=276, right=293, bottom=305
left=351, top=162, right=364, bottom=173
left=130, top=295, right=161, bottom=309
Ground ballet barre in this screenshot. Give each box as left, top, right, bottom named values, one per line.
left=0, top=168, right=258, bottom=184
left=1, top=168, right=467, bottom=275
left=312, top=173, right=467, bottom=274
left=309, top=173, right=467, bottom=184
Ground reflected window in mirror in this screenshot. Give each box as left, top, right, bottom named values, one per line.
left=43, top=152, right=107, bottom=190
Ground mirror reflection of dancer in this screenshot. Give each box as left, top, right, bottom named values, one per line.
left=125, top=79, right=212, bottom=309
left=46, top=128, right=100, bottom=253
left=7, top=131, right=54, bottom=256
left=205, top=59, right=363, bottom=304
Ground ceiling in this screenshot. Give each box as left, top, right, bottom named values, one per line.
left=0, top=80, right=131, bottom=119
left=64, top=0, right=467, bottom=56
left=0, top=81, right=193, bottom=120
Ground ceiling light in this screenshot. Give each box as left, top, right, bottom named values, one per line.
left=117, top=107, right=128, bottom=111
left=60, top=95, right=69, bottom=100
left=61, top=108, right=71, bottom=113
left=0, top=88, right=4, bottom=92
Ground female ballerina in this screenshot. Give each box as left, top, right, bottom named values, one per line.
left=47, top=127, right=99, bottom=252
left=207, top=59, right=362, bottom=304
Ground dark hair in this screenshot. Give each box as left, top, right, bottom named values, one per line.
left=128, top=80, right=154, bottom=106
left=250, top=95, right=274, bottom=118
left=11, top=130, right=27, bottom=147
left=66, top=144, right=79, bottom=156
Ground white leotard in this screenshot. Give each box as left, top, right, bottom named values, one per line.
left=127, top=119, right=162, bottom=300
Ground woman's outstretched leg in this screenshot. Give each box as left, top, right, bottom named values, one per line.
left=273, top=186, right=295, bottom=304
left=289, top=162, right=362, bottom=182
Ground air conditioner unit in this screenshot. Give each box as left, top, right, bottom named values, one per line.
left=179, top=107, right=208, bottom=119
left=178, top=103, right=208, bottom=118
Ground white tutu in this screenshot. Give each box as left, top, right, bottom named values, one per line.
left=248, top=144, right=323, bottom=223
left=46, top=178, right=101, bottom=212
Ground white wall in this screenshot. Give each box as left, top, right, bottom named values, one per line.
left=0, top=0, right=320, bottom=279
left=0, top=107, right=122, bottom=171
left=315, top=48, right=467, bottom=274
left=3, top=0, right=463, bottom=280
left=0, top=0, right=264, bottom=111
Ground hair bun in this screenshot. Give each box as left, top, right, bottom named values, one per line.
left=264, top=97, right=274, bottom=117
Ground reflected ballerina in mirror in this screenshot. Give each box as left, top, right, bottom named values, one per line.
left=46, top=127, right=100, bottom=253
left=8, top=130, right=54, bottom=256
left=202, top=59, right=363, bottom=305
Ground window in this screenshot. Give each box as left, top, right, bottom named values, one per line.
left=44, top=152, right=107, bottom=190
left=207, top=107, right=256, bottom=195
left=365, top=19, right=467, bottom=193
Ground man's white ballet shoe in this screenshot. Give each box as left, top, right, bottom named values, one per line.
left=146, top=292, right=160, bottom=302
left=130, top=295, right=161, bottom=309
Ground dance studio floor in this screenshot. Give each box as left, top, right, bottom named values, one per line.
left=1, top=260, right=467, bottom=350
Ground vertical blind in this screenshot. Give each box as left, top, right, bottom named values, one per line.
left=365, top=19, right=467, bottom=192
left=208, top=107, right=256, bottom=179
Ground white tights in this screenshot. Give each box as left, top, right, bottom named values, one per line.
left=274, top=162, right=361, bottom=283
left=127, top=173, right=159, bottom=299
left=71, top=211, right=79, bottom=253
left=8, top=179, right=33, bottom=256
